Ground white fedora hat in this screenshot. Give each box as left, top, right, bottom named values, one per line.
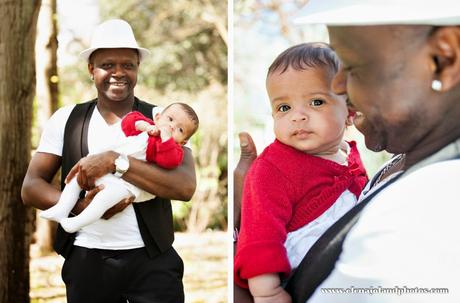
left=295, top=0, right=460, bottom=26
left=80, top=19, right=150, bottom=62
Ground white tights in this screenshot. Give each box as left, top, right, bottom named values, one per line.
left=40, top=174, right=133, bottom=233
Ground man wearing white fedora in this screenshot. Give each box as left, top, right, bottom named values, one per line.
left=22, top=19, right=195, bottom=302
left=234, top=0, right=460, bottom=302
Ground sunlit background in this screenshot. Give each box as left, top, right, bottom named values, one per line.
left=31, top=0, right=227, bottom=302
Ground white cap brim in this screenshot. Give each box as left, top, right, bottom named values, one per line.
left=79, top=47, right=151, bottom=63
left=295, top=2, right=460, bottom=26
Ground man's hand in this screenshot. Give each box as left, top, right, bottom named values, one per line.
left=65, top=151, right=118, bottom=190
left=102, top=195, right=135, bottom=219
left=70, top=185, right=105, bottom=215
left=234, top=284, right=255, bottom=303
left=70, top=185, right=135, bottom=220
left=233, top=132, right=258, bottom=303
left=234, top=132, right=257, bottom=229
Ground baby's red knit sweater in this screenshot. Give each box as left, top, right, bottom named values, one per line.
left=121, top=111, right=183, bottom=169
left=234, top=139, right=368, bottom=288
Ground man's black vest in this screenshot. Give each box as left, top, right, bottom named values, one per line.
left=54, top=98, right=174, bottom=258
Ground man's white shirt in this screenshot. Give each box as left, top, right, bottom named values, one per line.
left=37, top=104, right=185, bottom=250
left=308, top=159, right=460, bottom=302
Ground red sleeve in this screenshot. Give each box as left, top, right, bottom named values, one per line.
left=121, top=111, right=155, bottom=137
left=145, top=137, right=184, bottom=169
left=234, top=158, right=293, bottom=289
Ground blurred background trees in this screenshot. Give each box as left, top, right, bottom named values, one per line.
left=0, top=0, right=227, bottom=300
left=33, top=0, right=227, bottom=241
left=96, top=0, right=228, bottom=233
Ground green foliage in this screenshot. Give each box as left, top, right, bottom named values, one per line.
left=98, top=0, right=227, bottom=93
left=55, top=1, right=228, bottom=232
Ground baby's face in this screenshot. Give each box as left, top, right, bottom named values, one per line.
left=267, top=66, right=350, bottom=156
left=155, top=104, right=195, bottom=145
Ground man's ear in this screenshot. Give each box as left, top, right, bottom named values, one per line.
left=88, top=63, right=94, bottom=79
left=429, top=26, right=460, bottom=91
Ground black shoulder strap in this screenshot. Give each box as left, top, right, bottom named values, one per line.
left=286, top=153, right=460, bottom=302
left=285, top=173, right=403, bottom=303
left=61, top=99, right=97, bottom=189
left=55, top=99, right=96, bottom=257
left=133, top=97, right=156, bottom=118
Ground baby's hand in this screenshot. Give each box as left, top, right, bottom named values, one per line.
left=249, top=274, right=291, bottom=303
left=253, top=288, right=291, bottom=303
left=145, top=125, right=159, bottom=136
left=158, top=125, right=172, bottom=142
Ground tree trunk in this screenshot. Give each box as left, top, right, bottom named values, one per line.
left=34, top=0, right=58, bottom=256
left=0, top=1, right=41, bottom=302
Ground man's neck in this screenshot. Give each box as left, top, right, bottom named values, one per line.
left=96, top=95, right=135, bottom=124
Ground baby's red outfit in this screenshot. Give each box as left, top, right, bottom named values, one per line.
left=234, top=139, right=368, bottom=288
left=121, top=111, right=183, bottom=169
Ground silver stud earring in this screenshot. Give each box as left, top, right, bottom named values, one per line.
left=431, top=79, right=442, bottom=91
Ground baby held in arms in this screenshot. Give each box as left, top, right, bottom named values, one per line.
left=234, top=43, right=368, bottom=303
left=40, top=102, right=199, bottom=233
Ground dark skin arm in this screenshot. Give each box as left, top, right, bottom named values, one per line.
left=20, top=152, right=127, bottom=217
left=234, top=132, right=257, bottom=229
left=66, top=147, right=196, bottom=201
left=234, top=132, right=257, bottom=303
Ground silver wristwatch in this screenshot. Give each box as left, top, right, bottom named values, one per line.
left=114, top=154, right=129, bottom=178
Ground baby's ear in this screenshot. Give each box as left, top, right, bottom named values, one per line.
left=346, top=111, right=354, bottom=126
left=154, top=112, right=161, bottom=121
left=181, top=139, right=188, bottom=145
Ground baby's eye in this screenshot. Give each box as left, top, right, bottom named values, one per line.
left=168, top=116, right=173, bottom=122
left=179, top=128, right=184, bottom=133
left=310, top=99, right=324, bottom=107
left=278, top=104, right=290, bottom=112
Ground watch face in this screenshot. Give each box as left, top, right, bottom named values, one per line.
left=119, top=159, right=129, bottom=171
left=116, top=156, right=129, bottom=172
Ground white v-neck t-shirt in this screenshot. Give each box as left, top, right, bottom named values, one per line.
left=37, top=104, right=170, bottom=249
left=308, top=158, right=460, bottom=303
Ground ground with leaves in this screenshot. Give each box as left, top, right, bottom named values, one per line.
left=30, top=231, right=227, bottom=303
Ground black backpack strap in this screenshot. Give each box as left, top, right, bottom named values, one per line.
left=54, top=99, right=97, bottom=257
left=60, top=100, right=97, bottom=188
left=286, top=153, right=460, bottom=302
left=133, top=97, right=156, bottom=117
left=285, top=173, right=403, bottom=303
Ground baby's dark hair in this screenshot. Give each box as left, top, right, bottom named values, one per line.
left=267, top=42, right=340, bottom=77
left=163, top=102, right=199, bottom=139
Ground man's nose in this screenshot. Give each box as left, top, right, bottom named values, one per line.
left=332, top=67, right=347, bottom=95
left=112, top=64, right=126, bottom=77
